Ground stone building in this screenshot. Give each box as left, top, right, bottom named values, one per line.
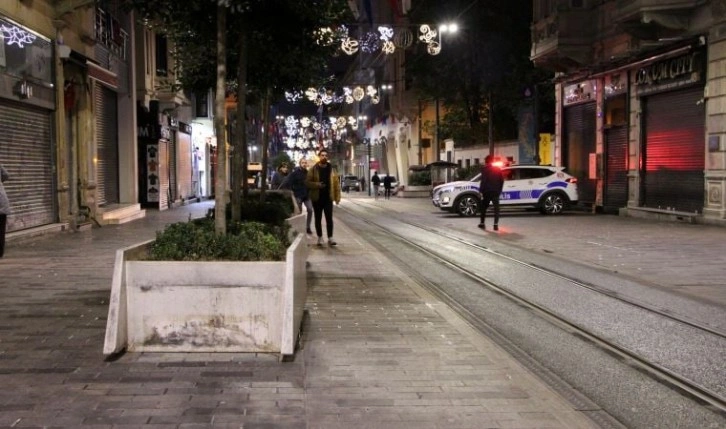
left=531, top=0, right=726, bottom=224
left=1, top=0, right=143, bottom=233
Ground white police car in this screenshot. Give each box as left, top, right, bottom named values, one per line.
left=431, top=165, right=579, bottom=216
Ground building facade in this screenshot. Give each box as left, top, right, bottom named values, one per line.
left=531, top=0, right=726, bottom=224
left=1, top=0, right=143, bottom=233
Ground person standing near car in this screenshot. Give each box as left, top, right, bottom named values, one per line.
left=0, top=164, right=10, bottom=258
left=371, top=171, right=381, bottom=200
left=306, top=149, right=341, bottom=246
left=281, top=158, right=314, bottom=234
left=478, top=155, right=505, bottom=231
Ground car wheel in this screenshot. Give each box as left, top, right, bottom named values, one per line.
left=455, top=195, right=479, bottom=217
left=539, top=192, right=567, bottom=215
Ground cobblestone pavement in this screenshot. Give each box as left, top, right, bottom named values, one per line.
left=1, top=195, right=723, bottom=428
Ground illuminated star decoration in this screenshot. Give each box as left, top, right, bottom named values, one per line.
left=1, top=23, right=37, bottom=48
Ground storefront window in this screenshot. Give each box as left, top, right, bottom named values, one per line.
left=0, top=17, right=52, bottom=84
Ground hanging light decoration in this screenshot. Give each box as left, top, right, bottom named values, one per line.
left=341, top=37, right=359, bottom=55
left=352, top=86, right=365, bottom=101
left=360, top=31, right=381, bottom=53
left=393, top=28, right=413, bottom=48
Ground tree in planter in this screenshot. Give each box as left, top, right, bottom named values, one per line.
left=123, top=0, right=351, bottom=229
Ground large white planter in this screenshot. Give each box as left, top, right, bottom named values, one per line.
left=397, top=185, right=432, bottom=198
left=104, top=213, right=308, bottom=358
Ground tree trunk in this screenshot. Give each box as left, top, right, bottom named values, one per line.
left=259, top=87, right=271, bottom=203
left=231, top=30, right=248, bottom=223
left=213, top=5, right=227, bottom=235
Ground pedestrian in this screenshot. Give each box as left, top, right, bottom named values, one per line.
left=306, top=149, right=341, bottom=246
left=0, top=164, right=10, bottom=258
left=270, top=163, right=289, bottom=190
left=280, top=158, right=314, bottom=234
left=478, top=155, right=505, bottom=231
left=360, top=176, right=366, bottom=192
left=371, top=171, right=381, bottom=200
left=383, top=174, right=394, bottom=200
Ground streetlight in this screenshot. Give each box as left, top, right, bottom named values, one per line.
left=433, top=23, right=458, bottom=162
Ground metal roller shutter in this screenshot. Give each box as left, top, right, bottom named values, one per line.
left=94, top=83, right=119, bottom=206
left=563, top=102, right=597, bottom=203
left=0, top=101, right=55, bottom=232
left=177, top=131, right=192, bottom=199
left=604, top=126, right=628, bottom=211
left=643, top=87, right=704, bottom=213
left=168, top=133, right=177, bottom=203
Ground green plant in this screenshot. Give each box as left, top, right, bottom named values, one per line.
left=147, top=217, right=291, bottom=261
left=222, top=194, right=294, bottom=226
left=408, top=171, right=431, bottom=186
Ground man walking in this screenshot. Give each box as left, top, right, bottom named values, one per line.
left=478, top=155, right=505, bottom=231
left=281, top=158, right=313, bottom=234
left=371, top=171, right=381, bottom=200
left=383, top=174, right=393, bottom=200
left=306, top=149, right=341, bottom=246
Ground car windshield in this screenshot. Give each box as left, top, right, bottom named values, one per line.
left=468, top=173, right=481, bottom=182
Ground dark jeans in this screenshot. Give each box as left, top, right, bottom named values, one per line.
left=479, top=192, right=500, bottom=225
left=297, top=197, right=313, bottom=231
left=312, top=199, right=334, bottom=238
left=0, top=214, right=6, bottom=257
left=384, top=187, right=391, bottom=199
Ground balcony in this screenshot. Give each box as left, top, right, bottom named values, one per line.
left=612, top=0, right=701, bottom=40
left=530, top=8, right=595, bottom=72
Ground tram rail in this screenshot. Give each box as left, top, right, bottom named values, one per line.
left=341, top=199, right=726, bottom=418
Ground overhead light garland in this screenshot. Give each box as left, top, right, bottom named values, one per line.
left=288, top=85, right=381, bottom=105
left=318, top=24, right=444, bottom=56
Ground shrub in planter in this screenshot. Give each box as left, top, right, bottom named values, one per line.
left=147, top=217, right=291, bottom=262
left=408, top=170, right=431, bottom=186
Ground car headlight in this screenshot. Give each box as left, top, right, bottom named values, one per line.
left=442, top=196, right=451, bottom=204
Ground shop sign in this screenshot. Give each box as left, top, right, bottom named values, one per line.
left=635, top=50, right=703, bottom=96
left=146, top=144, right=160, bottom=202
left=563, top=80, right=595, bottom=106
left=604, top=72, right=627, bottom=98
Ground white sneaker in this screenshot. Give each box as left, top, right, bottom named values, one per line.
left=328, top=238, right=337, bottom=246
left=317, top=237, right=324, bottom=246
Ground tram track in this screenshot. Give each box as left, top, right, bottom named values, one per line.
left=340, top=199, right=726, bottom=420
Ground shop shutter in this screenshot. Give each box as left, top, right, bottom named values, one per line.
left=563, top=102, right=597, bottom=203
left=168, top=133, right=177, bottom=203
left=177, top=131, right=192, bottom=199
left=94, top=83, right=119, bottom=206
left=604, top=126, right=628, bottom=211
left=0, top=101, right=55, bottom=232
left=643, top=87, right=704, bottom=213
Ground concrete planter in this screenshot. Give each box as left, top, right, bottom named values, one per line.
left=397, top=185, right=432, bottom=198
left=103, top=213, right=308, bottom=358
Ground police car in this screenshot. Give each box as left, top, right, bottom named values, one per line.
left=431, top=165, right=579, bottom=216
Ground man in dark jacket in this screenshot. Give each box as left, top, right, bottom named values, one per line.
left=478, top=155, right=505, bottom=231
left=281, top=158, right=313, bottom=234
left=306, top=149, right=341, bottom=246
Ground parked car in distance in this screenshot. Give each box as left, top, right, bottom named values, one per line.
left=431, top=165, right=579, bottom=216
left=342, top=175, right=361, bottom=192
